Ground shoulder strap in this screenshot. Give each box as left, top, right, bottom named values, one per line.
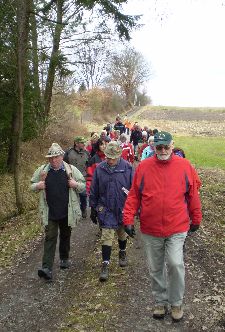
left=63, top=161, right=73, bottom=179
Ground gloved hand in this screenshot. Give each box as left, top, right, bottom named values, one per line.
left=188, top=224, right=199, bottom=233
left=90, top=208, right=98, bottom=224
left=124, top=225, right=135, bottom=238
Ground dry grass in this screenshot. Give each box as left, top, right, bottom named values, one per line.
left=133, top=105, right=225, bottom=137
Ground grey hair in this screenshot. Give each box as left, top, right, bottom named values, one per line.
left=120, top=133, right=127, bottom=142
left=148, top=136, right=154, bottom=143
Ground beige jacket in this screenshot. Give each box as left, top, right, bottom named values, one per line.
left=30, top=161, right=85, bottom=227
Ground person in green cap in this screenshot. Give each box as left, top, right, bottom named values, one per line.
left=64, top=136, right=90, bottom=218
left=123, top=131, right=202, bottom=322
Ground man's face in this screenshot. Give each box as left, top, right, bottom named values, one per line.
left=106, top=157, right=119, bottom=167
left=75, top=142, right=85, bottom=150
left=154, top=143, right=174, bottom=161
left=48, top=155, right=64, bottom=170
left=149, top=140, right=154, bottom=147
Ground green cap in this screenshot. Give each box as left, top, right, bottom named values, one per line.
left=154, top=131, right=172, bottom=146
left=74, top=136, right=86, bottom=144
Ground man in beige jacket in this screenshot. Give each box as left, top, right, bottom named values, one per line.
left=31, top=143, right=85, bottom=280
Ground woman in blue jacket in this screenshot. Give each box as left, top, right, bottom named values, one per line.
left=89, top=141, right=134, bottom=281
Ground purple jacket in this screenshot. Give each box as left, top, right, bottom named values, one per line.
left=89, top=158, right=134, bottom=229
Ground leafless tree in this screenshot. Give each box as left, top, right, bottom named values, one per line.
left=106, top=46, right=151, bottom=108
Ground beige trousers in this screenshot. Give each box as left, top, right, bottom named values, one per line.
left=101, top=226, right=127, bottom=246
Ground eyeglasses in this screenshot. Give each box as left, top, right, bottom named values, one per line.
left=155, top=145, right=171, bottom=151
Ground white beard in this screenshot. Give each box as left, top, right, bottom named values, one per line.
left=157, top=154, right=172, bottom=161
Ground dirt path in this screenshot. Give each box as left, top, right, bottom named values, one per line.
left=0, top=219, right=97, bottom=332
left=0, top=209, right=224, bottom=331
left=106, top=229, right=225, bottom=332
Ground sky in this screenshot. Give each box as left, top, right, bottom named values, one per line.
left=123, top=0, right=225, bottom=107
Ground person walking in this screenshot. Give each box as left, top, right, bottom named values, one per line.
left=31, top=143, right=85, bottom=280
left=86, top=138, right=106, bottom=195
left=123, top=115, right=132, bottom=135
left=119, top=133, right=134, bottom=164
left=129, top=124, right=142, bottom=160
left=89, top=141, right=134, bottom=282
left=137, top=130, right=148, bottom=161
left=114, top=117, right=126, bottom=135
left=123, top=131, right=202, bottom=322
left=86, top=132, right=99, bottom=157
left=141, top=136, right=155, bottom=160
left=63, top=136, right=90, bottom=218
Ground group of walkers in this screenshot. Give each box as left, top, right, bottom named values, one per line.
left=31, top=114, right=202, bottom=323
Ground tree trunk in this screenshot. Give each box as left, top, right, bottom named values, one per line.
left=13, top=0, right=31, bottom=214
left=30, top=0, right=42, bottom=107
left=44, top=0, right=64, bottom=116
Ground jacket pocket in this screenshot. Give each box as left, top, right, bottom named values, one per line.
left=97, top=205, right=118, bottom=228
left=96, top=205, right=107, bottom=223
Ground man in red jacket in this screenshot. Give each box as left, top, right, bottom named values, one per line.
left=123, top=131, right=202, bottom=322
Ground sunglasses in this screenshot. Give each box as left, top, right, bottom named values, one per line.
left=155, top=145, right=171, bottom=151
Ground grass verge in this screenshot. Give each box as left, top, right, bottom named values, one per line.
left=174, top=136, right=225, bottom=169
left=0, top=210, right=42, bottom=268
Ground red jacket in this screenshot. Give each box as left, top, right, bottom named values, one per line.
left=123, top=154, right=202, bottom=237
left=86, top=151, right=105, bottom=194
left=120, top=142, right=134, bottom=164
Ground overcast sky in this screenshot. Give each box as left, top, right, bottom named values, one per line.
left=123, top=0, right=225, bottom=107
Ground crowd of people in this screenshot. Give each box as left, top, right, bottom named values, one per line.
left=31, top=114, right=202, bottom=323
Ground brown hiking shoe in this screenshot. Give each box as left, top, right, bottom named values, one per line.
left=171, top=306, right=184, bottom=322
left=99, top=262, right=109, bottom=282
left=119, top=250, right=128, bottom=267
left=153, top=305, right=167, bottom=319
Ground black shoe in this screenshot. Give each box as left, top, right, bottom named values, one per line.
left=38, top=267, right=52, bottom=280
left=82, top=209, right=87, bottom=219
left=99, top=262, right=109, bottom=282
left=119, top=250, right=128, bottom=267
left=60, top=259, right=71, bottom=269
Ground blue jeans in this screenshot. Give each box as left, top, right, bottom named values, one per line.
left=142, top=232, right=187, bottom=306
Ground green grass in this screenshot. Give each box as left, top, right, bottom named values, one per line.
left=173, top=136, right=225, bottom=169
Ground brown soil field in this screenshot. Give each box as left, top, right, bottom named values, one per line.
left=133, top=107, right=225, bottom=136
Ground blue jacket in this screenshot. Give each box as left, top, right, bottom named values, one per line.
left=89, top=158, right=134, bottom=229
left=141, top=146, right=155, bottom=160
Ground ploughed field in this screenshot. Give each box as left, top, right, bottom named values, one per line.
left=135, top=106, right=225, bottom=136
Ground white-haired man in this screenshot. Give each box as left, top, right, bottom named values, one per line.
left=123, top=131, right=202, bottom=322
left=31, top=143, right=85, bottom=280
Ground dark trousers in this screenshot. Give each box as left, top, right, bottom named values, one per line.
left=79, top=190, right=87, bottom=212
left=42, top=218, right=71, bottom=270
